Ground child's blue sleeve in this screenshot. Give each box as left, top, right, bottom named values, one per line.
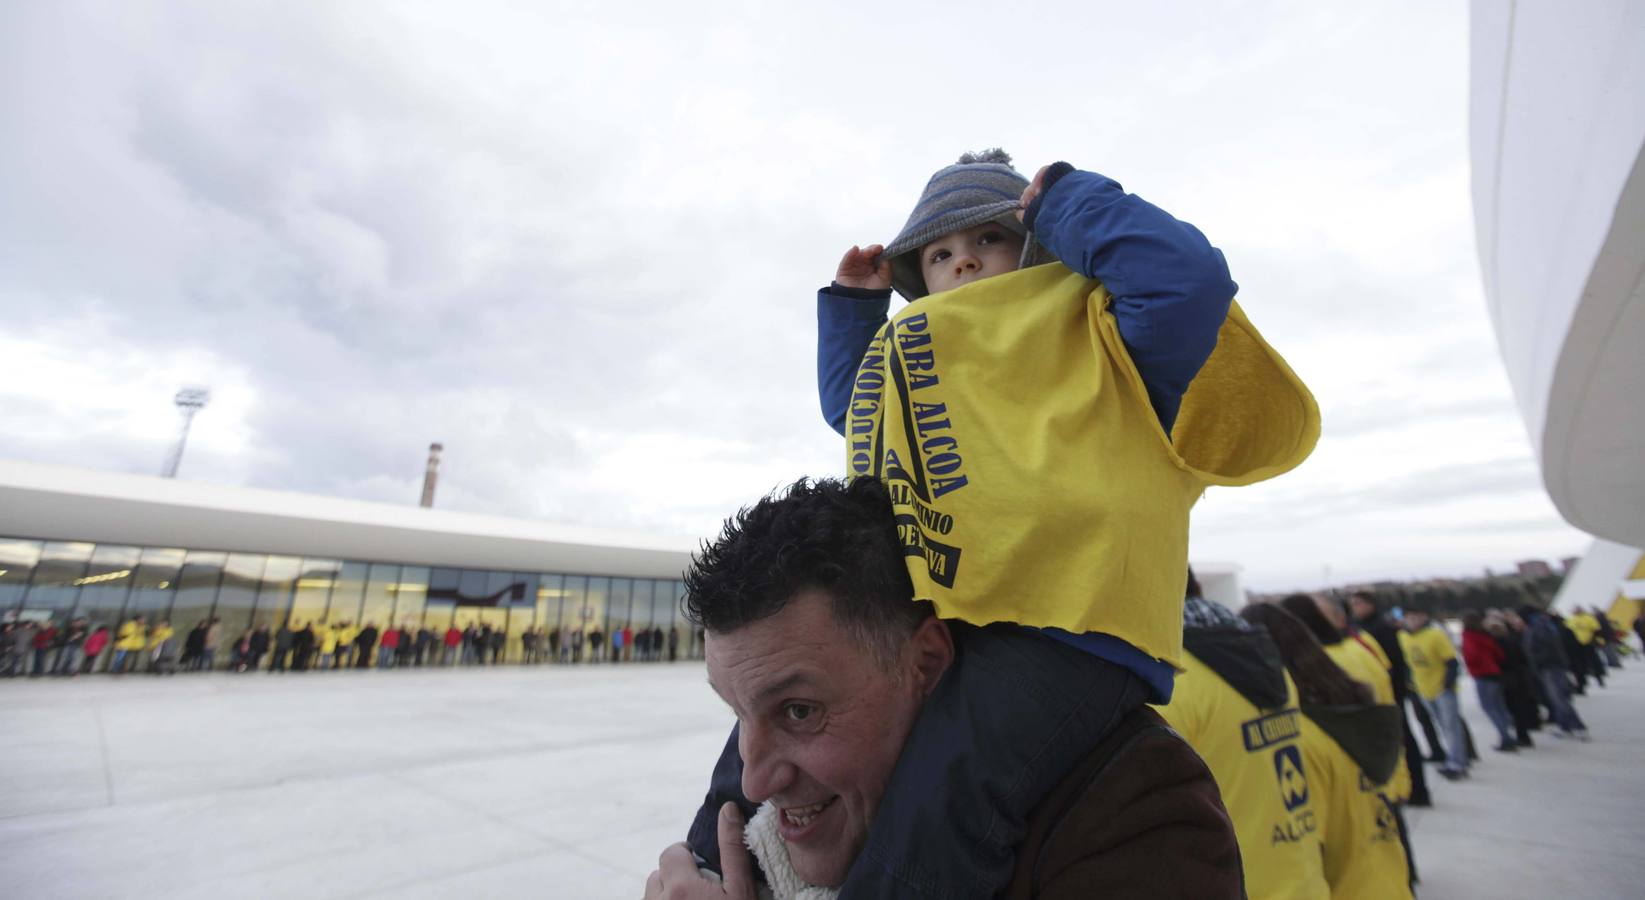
left=1026, top=167, right=1236, bottom=433
left=817, top=284, right=892, bottom=436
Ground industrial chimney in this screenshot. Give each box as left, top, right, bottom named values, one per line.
left=420, top=443, right=443, bottom=508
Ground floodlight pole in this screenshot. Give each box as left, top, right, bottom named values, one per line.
left=162, top=387, right=211, bottom=478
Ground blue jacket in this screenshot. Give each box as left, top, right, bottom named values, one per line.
left=1523, top=612, right=1569, bottom=671
left=815, top=166, right=1236, bottom=702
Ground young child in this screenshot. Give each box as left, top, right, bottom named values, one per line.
left=688, top=150, right=1318, bottom=897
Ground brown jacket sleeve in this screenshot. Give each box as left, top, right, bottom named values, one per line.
left=1007, top=708, right=1245, bottom=900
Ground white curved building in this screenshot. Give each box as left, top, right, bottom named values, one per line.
left=1470, top=1, right=1645, bottom=549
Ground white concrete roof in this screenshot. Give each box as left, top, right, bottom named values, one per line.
left=1551, top=537, right=1643, bottom=613
left=0, top=459, right=697, bottom=579
left=1470, top=1, right=1645, bottom=545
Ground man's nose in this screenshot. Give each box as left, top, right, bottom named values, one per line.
left=738, top=722, right=793, bottom=803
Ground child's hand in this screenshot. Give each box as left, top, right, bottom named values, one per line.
left=836, top=244, right=892, bottom=291
left=1017, top=165, right=1051, bottom=222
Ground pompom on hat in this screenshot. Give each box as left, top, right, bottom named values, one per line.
left=882, top=149, right=1054, bottom=301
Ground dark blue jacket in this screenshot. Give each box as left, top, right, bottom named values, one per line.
left=1524, top=611, right=1570, bottom=671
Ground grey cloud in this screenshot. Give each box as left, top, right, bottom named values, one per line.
left=2, top=1, right=1574, bottom=582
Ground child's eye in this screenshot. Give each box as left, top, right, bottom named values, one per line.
left=978, top=230, right=1003, bottom=245
left=928, top=249, right=950, bottom=265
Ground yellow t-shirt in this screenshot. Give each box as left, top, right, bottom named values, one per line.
left=846, top=264, right=1319, bottom=667
left=1398, top=625, right=1455, bottom=701
left=1568, top=612, right=1599, bottom=645
left=1154, top=653, right=1328, bottom=900
left=116, top=621, right=144, bottom=651
left=147, top=625, right=174, bottom=650
left=1300, top=718, right=1413, bottom=900
left=1326, top=638, right=1410, bottom=802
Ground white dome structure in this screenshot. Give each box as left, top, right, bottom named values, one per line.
left=1469, top=1, right=1645, bottom=548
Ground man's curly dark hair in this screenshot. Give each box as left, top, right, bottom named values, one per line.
left=684, top=477, right=930, bottom=667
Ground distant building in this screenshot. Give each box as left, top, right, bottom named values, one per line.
left=0, top=459, right=697, bottom=666
left=1517, top=560, right=1554, bottom=578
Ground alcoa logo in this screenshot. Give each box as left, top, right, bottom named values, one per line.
left=1274, top=745, right=1310, bottom=812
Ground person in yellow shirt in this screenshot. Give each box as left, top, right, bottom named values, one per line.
left=146, top=619, right=177, bottom=676
left=112, top=615, right=146, bottom=674
left=1349, top=591, right=1432, bottom=809
left=1244, top=602, right=1410, bottom=900
left=334, top=621, right=357, bottom=669
left=1399, top=611, right=1469, bottom=779
left=1279, top=593, right=1419, bottom=884
left=1569, top=608, right=1610, bottom=688
left=318, top=622, right=340, bottom=670
left=1156, top=576, right=1329, bottom=900
left=1278, top=595, right=1410, bottom=800
left=1567, top=608, right=1599, bottom=645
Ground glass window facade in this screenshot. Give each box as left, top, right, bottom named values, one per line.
left=288, top=559, right=338, bottom=630
left=77, top=544, right=141, bottom=630
left=128, top=548, right=185, bottom=624
left=170, top=551, right=227, bottom=663
left=22, top=542, right=94, bottom=622
left=0, top=532, right=694, bottom=669
left=329, top=561, right=369, bottom=626
left=214, top=553, right=265, bottom=644
left=0, top=540, right=43, bottom=615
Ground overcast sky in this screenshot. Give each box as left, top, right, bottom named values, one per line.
left=0, top=1, right=1592, bottom=591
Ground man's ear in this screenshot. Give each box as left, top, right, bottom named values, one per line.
left=905, top=616, right=954, bottom=697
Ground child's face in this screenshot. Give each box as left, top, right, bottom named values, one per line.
left=918, top=221, right=1024, bottom=295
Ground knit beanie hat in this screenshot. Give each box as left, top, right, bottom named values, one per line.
left=882, top=149, right=1051, bottom=301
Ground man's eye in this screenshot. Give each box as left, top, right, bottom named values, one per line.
left=784, top=703, right=816, bottom=723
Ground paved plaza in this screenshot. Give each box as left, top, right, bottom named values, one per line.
left=1, top=659, right=1642, bottom=898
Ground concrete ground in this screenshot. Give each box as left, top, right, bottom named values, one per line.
left=1, top=658, right=1641, bottom=899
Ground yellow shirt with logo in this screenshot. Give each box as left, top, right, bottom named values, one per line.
left=1398, top=625, right=1455, bottom=701
left=1299, top=718, right=1413, bottom=900
left=1154, top=652, right=1328, bottom=900
left=1326, top=638, right=1410, bottom=801
left=846, top=264, right=1319, bottom=668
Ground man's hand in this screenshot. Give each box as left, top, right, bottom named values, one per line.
left=1017, top=164, right=1051, bottom=222
left=643, top=803, right=756, bottom=899
left=835, top=244, right=892, bottom=291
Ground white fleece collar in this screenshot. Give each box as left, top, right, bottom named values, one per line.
left=744, top=801, right=841, bottom=900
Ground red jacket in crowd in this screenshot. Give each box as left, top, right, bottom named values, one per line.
left=380, top=628, right=400, bottom=649
left=444, top=627, right=462, bottom=647
left=1461, top=627, right=1504, bottom=677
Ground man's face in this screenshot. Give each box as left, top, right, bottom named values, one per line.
left=919, top=221, right=1025, bottom=295
left=706, top=590, right=935, bottom=888
left=1405, top=611, right=1429, bottom=631
left=1349, top=597, right=1375, bottom=622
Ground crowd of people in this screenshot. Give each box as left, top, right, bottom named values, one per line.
left=0, top=615, right=704, bottom=676
left=1161, top=580, right=1637, bottom=899
left=638, top=152, right=1640, bottom=899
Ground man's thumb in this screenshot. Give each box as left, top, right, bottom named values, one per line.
left=717, top=802, right=756, bottom=897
